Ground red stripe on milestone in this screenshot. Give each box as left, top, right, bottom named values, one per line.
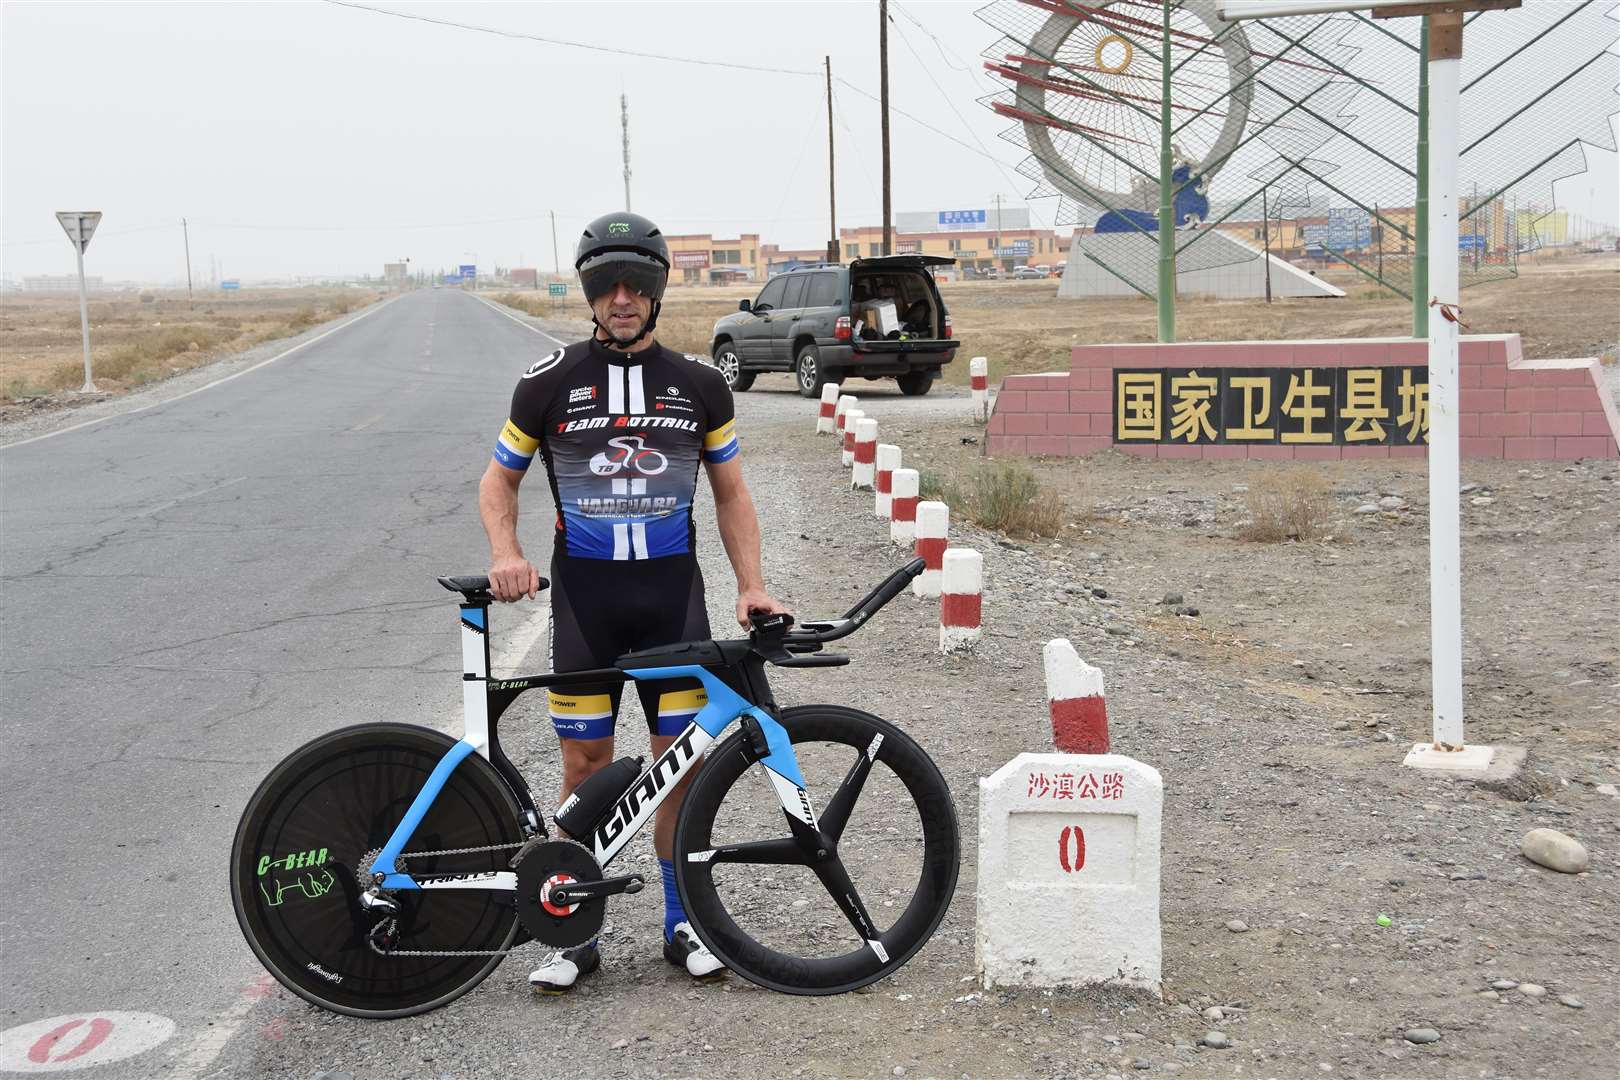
left=915, top=536, right=947, bottom=568
left=940, top=591, right=981, bottom=627
left=971, top=376, right=988, bottom=390
left=891, top=496, right=918, bottom=522
left=1051, top=695, right=1109, bottom=754
left=876, top=470, right=893, bottom=493
left=820, top=402, right=836, bottom=417
left=854, top=441, right=876, bottom=464
left=844, top=431, right=856, bottom=451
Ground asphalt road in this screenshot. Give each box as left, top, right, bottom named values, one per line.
left=0, top=290, right=580, bottom=1075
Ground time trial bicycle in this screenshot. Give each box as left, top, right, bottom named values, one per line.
left=230, top=557, right=960, bottom=1018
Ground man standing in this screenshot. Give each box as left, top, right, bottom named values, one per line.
left=478, top=212, right=787, bottom=992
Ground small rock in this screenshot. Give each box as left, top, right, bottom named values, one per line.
left=1558, top=995, right=1585, bottom=1009
left=1201, top=1032, right=1232, bottom=1050
left=1354, top=503, right=1379, bottom=515
left=1489, top=978, right=1518, bottom=990
left=1203, top=1007, right=1224, bottom=1022
left=1333, top=720, right=1351, bottom=731
left=1403, top=1028, right=1441, bottom=1045
left=1478, top=990, right=1499, bottom=1001
left=1518, top=983, right=1548, bottom=998
left=1471, top=496, right=1494, bottom=506
left=1423, top=803, right=1444, bottom=811
left=1161, top=592, right=1185, bottom=606
left=1225, top=920, right=1249, bottom=934
left=1091, top=587, right=1109, bottom=599
left=1174, top=605, right=1199, bottom=617
left=1520, top=828, right=1590, bottom=873
left=610, top=1039, right=629, bottom=1050
left=1364, top=718, right=1380, bottom=728
left=1459, top=482, right=1481, bottom=494
left=1377, top=495, right=1405, bottom=510
left=894, top=1068, right=907, bottom=1077
left=1132, top=1061, right=1152, bottom=1071
left=1594, top=783, right=1618, bottom=798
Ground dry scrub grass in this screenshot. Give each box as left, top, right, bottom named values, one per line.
left=1, top=289, right=380, bottom=400
left=1238, top=469, right=1336, bottom=542
left=929, top=461, right=1065, bottom=539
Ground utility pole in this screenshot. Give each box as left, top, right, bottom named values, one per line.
left=994, top=193, right=1004, bottom=267
left=1262, top=187, right=1273, bottom=303
left=879, top=0, right=892, bottom=255
left=1413, top=17, right=1430, bottom=336
left=551, top=210, right=560, bottom=279
left=826, top=55, right=839, bottom=264
left=182, top=218, right=194, bottom=307
left=621, top=93, right=633, bottom=211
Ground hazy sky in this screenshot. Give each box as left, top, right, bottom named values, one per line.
left=3, top=1, right=1615, bottom=284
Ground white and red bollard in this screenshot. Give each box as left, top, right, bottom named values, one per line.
left=851, top=418, right=878, bottom=490
left=970, top=356, right=989, bottom=418
left=816, top=382, right=842, bottom=434
left=834, top=395, right=856, bottom=445
left=1044, top=639, right=1108, bottom=754
left=888, top=468, right=919, bottom=545
left=912, top=501, right=949, bottom=597
left=874, top=444, right=901, bottom=518
left=840, top=409, right=864, bottom=468
left=939, top=547, right=982, bottom=653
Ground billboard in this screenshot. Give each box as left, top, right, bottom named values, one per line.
left=996, top=240, right=1033, bottom=257
left=939, top=209, right=987, bottom=226
left=459, top=263, right=477, bottom=279
left=673, top=250, right=711, bottom=268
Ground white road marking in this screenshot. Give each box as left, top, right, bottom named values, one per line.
left=466, top=292, right=571, bottom=349
left=134, top=475, right=248, bottom=519
left=0, top=1011, right=175, bottom=1073
left=490, top=599, right=552, bottom=678
left=1, top=296, right=401, bottom=450
left=348, top=413, right=386, bottom=432
left=167, top=975, right=274, bottom=1079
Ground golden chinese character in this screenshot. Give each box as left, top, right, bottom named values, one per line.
left=1170, top=370, right=1218, bottom=443
left=1280, top=369, right=1332, bottom=444
left=1116, top=372, right=1163, bottom=441
left=1227, top=375, right=1274, bottom=441
left=1341, top=368, right=1388, bottom=442
left=1396, top=367, right=1429, bottom=443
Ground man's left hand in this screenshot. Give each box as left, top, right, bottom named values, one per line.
left=736, top=589, right=789, bottom=629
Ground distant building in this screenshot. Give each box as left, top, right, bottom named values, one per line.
left=510, top=268, right=539, bottom=288
left=383, top=262, right=409, bottom=285
left=664, top=233, right=761, bottom=284
left=24, top=275, right=104, bottom=292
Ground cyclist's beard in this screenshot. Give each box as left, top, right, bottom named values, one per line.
left=594, top=301, right=660, bottom=350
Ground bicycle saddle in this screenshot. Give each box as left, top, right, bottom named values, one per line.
left=437, top=574, right=550, bottom=598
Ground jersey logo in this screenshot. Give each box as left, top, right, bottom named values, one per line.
left=589, top=435, right=669, bottom=477
left=569, top=385, right=598, bottom=403
left=684, top=353, right=716, bottom=369
left=522, top=348, right=565, bottom=379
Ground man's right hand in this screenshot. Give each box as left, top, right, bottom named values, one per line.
left=488, top=556, right=541, bottom=602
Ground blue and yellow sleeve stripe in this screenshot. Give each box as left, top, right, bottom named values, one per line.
left=492, top=419, right=539, bottom=471
left=702, top=419, right=739, bottom=464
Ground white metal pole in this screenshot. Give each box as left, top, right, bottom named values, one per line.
left=75, top=238, right=95, bottom=393
left=1426, top=53, right=1463, bottom=749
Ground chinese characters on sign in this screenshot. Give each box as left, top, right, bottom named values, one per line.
left=1115, top=367, right=1430, bottom=446
left=938, top=209, right=987, bottom=226
left=1027, top=770, right=1126, bottom=800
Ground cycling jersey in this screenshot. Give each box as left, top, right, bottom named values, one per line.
left=493, top=338, right=738, bottom=562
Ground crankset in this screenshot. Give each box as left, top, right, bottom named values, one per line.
left=511, top=839, right=642, bottom=948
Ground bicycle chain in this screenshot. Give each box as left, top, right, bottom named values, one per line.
left=366, top=841, right=529, bottom=959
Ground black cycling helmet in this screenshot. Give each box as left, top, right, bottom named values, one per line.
left=575, top=212, right=669, bottom=348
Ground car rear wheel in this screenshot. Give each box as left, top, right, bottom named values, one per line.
left=896, top=369, right=935, bottom=397
left=713, top=341, right=755, bottom=392
left=795, top=345, right=828, bottom=399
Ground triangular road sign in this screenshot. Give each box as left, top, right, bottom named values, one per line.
left=56, top=211, right=103, bottom=253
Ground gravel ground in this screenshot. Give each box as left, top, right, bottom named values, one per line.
left=30, top=300, right=1613, bottom=1078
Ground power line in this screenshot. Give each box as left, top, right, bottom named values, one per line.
left=323, top=0, right=820, bottom=77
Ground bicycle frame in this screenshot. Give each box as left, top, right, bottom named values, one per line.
left=365, top=598, right=815, bottom=894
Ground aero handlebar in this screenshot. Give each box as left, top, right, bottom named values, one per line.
left=784, top=557, right=926, bottom=646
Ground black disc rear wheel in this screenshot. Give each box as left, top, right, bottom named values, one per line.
left=674, top=705, right=959, bottom=995
left=231, top=722, right=525, bottom=1018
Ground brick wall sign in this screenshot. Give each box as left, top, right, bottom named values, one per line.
left=985, top=334, right=1619, bottom=461
left=977, top=752, right=1162, bottom=993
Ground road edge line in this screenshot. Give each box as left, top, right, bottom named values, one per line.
left=466, top=291, right=571, bottom=348
left=1, top=294, right=402, bottom=451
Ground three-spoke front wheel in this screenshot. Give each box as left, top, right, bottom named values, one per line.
left=674, top=705, right=959, bottom=995
left=713, top=341, right=755, bottom=392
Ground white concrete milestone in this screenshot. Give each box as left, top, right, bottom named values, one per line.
left=977, top=752, right=1162, bottom=994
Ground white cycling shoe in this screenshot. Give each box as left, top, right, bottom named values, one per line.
left=663, top=922, right=725, bottom=978
left=528, top=941, right=600, bottom=994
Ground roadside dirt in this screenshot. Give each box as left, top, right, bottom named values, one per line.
left=211, top=341, right=1617, bottom=1080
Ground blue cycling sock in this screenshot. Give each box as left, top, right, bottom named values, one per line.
left=660, top=858, right=685, bottom=942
